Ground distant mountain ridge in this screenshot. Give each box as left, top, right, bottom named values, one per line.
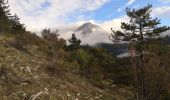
left=161, top=30, right=170, bottom=36
left=95, top=43, right=128, bottom=55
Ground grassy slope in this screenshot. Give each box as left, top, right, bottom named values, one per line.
left=0, top=35, right=133, bottom=100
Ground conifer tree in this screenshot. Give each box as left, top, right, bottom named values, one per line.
left=0, top=0, right=25, bottom=34
left=111, top=4, right=169, bottom=43
left=0, top=0, right=10, bottom=34
left=10, top=14, right=25, bottom=33
left=68, top=33, right=81, bottom=50
left=110, top=4, right=170, bottom=100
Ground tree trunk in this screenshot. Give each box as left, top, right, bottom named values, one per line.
left=137, top=21, right=145, bottom=100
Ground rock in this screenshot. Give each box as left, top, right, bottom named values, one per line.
left=75, top=98, right=78, bottom=100
left=11, top=63, right=15, bottom=67
left=90, top=98, right=94, bottom=100
left=25, top=66, right=32, bottom=74
left=95, top=96, right=100, bottom=99
left=99, top=94, right=103, bottom=97
left=77, top=93, right=81, bottom=96
left=3, top=95, right=7, bottom=100
left=36, top=65, right=40, bottom=68
left=20, top=82, right=29, bottom=86
left=20, top=67, right=24, bottom=71
left=44, top=88, right=49, bottom=94
left=67, top=93, right=71, bottom=97
left=112, top=84, right=116, bottom=88
left=22, top=93, right=27, bottom=97
left=34, top=76, right=38, bottom=79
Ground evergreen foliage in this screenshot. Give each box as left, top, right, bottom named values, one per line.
left=110, top=4, right=170, bottom=100
left=111, top=4, right=170, bottom=43
left=0, top=0, right=25, bottom=34
left=0, top=2, right=169, bottom=99
left=68, top=34, right=81, bottom=50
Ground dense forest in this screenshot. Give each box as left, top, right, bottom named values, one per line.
left=0, top=0, right=170, bottom=100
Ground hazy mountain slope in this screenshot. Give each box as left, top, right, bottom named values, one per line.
left=95, top=43, right=128, bottom=55
left=161, top=30, right=170, bottom=36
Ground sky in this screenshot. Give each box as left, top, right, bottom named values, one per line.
left=8, top=0, right=170, bottom=32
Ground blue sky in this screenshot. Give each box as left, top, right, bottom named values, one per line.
left=80, top=0, right=170, bottom=25
left=9, top=0, right=170, bottom=31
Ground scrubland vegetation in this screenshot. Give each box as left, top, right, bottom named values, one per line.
left=0, top=0, right=170, bottom=100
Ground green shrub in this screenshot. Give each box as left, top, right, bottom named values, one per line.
left=0, top=64, right=8, bottom=80
left=71, top=49, right=91, bottom=71
left=160, top=93, right=170, bottom=100
left=44, top=61, right=58, bottom=75
left=44, top=60, right=79, bottom=76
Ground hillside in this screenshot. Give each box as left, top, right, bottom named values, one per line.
left=1, top=1, right=170, bottom=100
left=0, top=35, right=134, bottom=100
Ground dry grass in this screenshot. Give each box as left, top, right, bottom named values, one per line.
left=0, top=35, right=134, bottom=100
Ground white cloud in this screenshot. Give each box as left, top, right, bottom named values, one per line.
left=58, top=16, right=128, bottom=45
left=127, top=0, right=136, bottom=5
left=152, top=6, right=170, bottom=18
left=118, top=0, right=136, bottom=12
left=61, top=29, right=112, bottom=45
left=9, top=0, right=110, bottom=31
left=159, top=0, right=170, bottom=3
left=99, top=16, right=129, bottom=33
left=58, top=16, right=128, bottom=35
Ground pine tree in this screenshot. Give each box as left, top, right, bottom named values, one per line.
left=0, top=0, right=10, bottom=34
left=111, top=4, right=169, bottom=43
left=0, top=0, right=25, bottom=34
left=110, top=4, right=170, bottom=100
left=68, top=33, right=81, bottom=50
left=10, top=14, right=25, bottom=33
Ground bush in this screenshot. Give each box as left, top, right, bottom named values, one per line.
left=68, top=49, right=103, bottom=84
left=67, top=48, right=126, bottom=87
left=10, top=34, right=27, bottom=51
left=0, top=64, right=8, bottom=80
left=160, top=93, right=170, bottom=100
left=9, top=32, right=39, bottom=49
left=44, top=60, right=79, bottom=76
left=44, top=61, right=58, bottom=76
left=112, top=58, right=132, bottom=85
left=69, top=49, right=91, bottom=69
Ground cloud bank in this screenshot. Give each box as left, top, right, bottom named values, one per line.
left=152, top=6, right=170, bottom=18
left=118, top=0, right=136, bottom=12
left=8, top=0, right=170, bottom=38
left=9, top=0, right=110, bottom=31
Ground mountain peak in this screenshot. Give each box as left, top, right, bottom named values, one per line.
left=75, top=22, right=102, bottom=36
